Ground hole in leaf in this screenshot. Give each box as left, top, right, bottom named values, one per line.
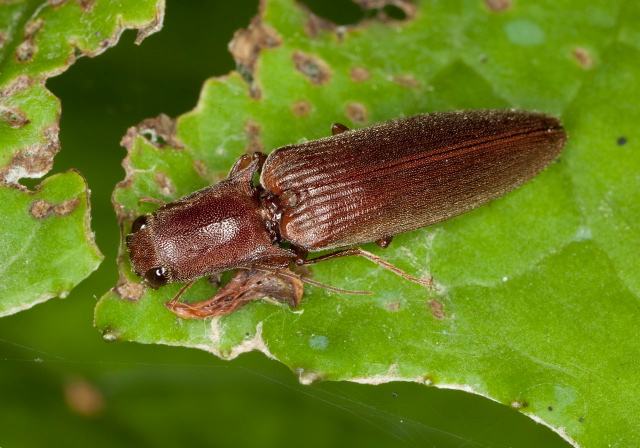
left=298, top=0, right=365, bottom=25
left=382, top=4, right=407, bottom=20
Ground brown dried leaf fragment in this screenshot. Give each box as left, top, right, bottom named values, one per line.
left=292, top=50, right=332, bottom=85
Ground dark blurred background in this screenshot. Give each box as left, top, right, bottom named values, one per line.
left=0, top=1, right=569, bottom=446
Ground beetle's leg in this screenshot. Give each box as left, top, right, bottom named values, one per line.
left=230, top=152, right=267, bottom=177
left=164, top=268, right=303, bottom=319
left=229, top=154, right=253, bottom=176
left=375, top=236, right=393, bottom=249
left=252, top=151, right=267, bottom=172
left=139, top=196, right=166, bottom=206
left=292, top=245, right=309, bottom=266
left=168, top=280, right=196, bottom=305
left=332, top=123, right=350, bottom=135
left=303, top=247, right=432, bottom=287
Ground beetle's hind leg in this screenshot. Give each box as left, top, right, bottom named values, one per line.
left=301, top=247, right=432, bottom=287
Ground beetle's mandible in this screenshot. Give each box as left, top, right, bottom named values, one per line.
left=126, top=109, right=567, bottom=318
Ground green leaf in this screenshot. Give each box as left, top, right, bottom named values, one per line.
left=95, top=0, right=640, bottom=446
left=0, top=0, right=165, bottom=315
left=0, top=170, right=102, bottom=315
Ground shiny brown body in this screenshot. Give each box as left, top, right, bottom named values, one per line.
left=263, top=109, right=564, bottom=250
left=126, top=109, right=566, bottom=318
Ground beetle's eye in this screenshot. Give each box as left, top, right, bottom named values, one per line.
left=145, top=266, right=170, bottom=287
left=131, top=215, right=149, bottom=233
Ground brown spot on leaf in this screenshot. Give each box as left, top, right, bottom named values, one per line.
left=30, top=200, right=54, bottom=219
left=14, top=40, right=35, bottom=62
left=154, top=172, right=174, bottom=196
left=0, top=123, right=60, bottom=185
left=121, top=114, right=183, bottom=150
left=244, top=118, right=261, bottom=137
left=135, top=2, right=164, bottom=44
left=293, top=50, right=332, bottom=85
left=350, top=66, right=371, bottom=82
left=229, top=14, right=281, bottom=97
left=1, top=74, right=33, bottom=97
left=428, top=298, right=445, bottom=319
left=193, top=159, right=210, bottom=180
left=394, top=74, right=420, bottom=88
left=30, top=197, right=80, bottom=219
left=113, top=280, right=145, bottom=302
left=3, top=107, right=30, bottom=128
left=0, top=31, right=6, bottom=47
left=49, top=0, right=95, bottom=12
left=24, top=18, right=45, bottom=39
left=244, top=118, right=265, bottom=154
left=64, top=377, right=104, bottom=417
left=484, top=0, right=511, bottom=12
left=345, top=103, right=368, bottom=124
left=386, top=301, right=401, bottom=311
left=54, top=197, right=80, bottom=216
left=13, top=17, right=45, bottom=63
left=292, top=99, right=312, bottom=116
left=573, top=47, right=594, bottom=70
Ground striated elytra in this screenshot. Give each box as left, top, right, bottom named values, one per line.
left=126, top=109, right=566, bottom=318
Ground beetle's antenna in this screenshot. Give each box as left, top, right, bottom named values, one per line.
left=249, top=265, right=372, bottom=295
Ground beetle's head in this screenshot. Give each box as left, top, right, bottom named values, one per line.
left=126, top=213, right=171, bottom=288
left=126, top=167, right=294, bottom=289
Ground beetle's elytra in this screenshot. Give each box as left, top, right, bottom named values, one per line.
left=126, top=109, right=567, bottom=318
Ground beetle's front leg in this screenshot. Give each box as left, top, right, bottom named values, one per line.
left=229, top=152, right=267, bottom=176
left=164, top=268, right=303, bottom=319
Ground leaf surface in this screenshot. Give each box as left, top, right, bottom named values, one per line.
left=0, top=0, right=165, bottom=315
left=95, top=1, right=640, bottom=446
